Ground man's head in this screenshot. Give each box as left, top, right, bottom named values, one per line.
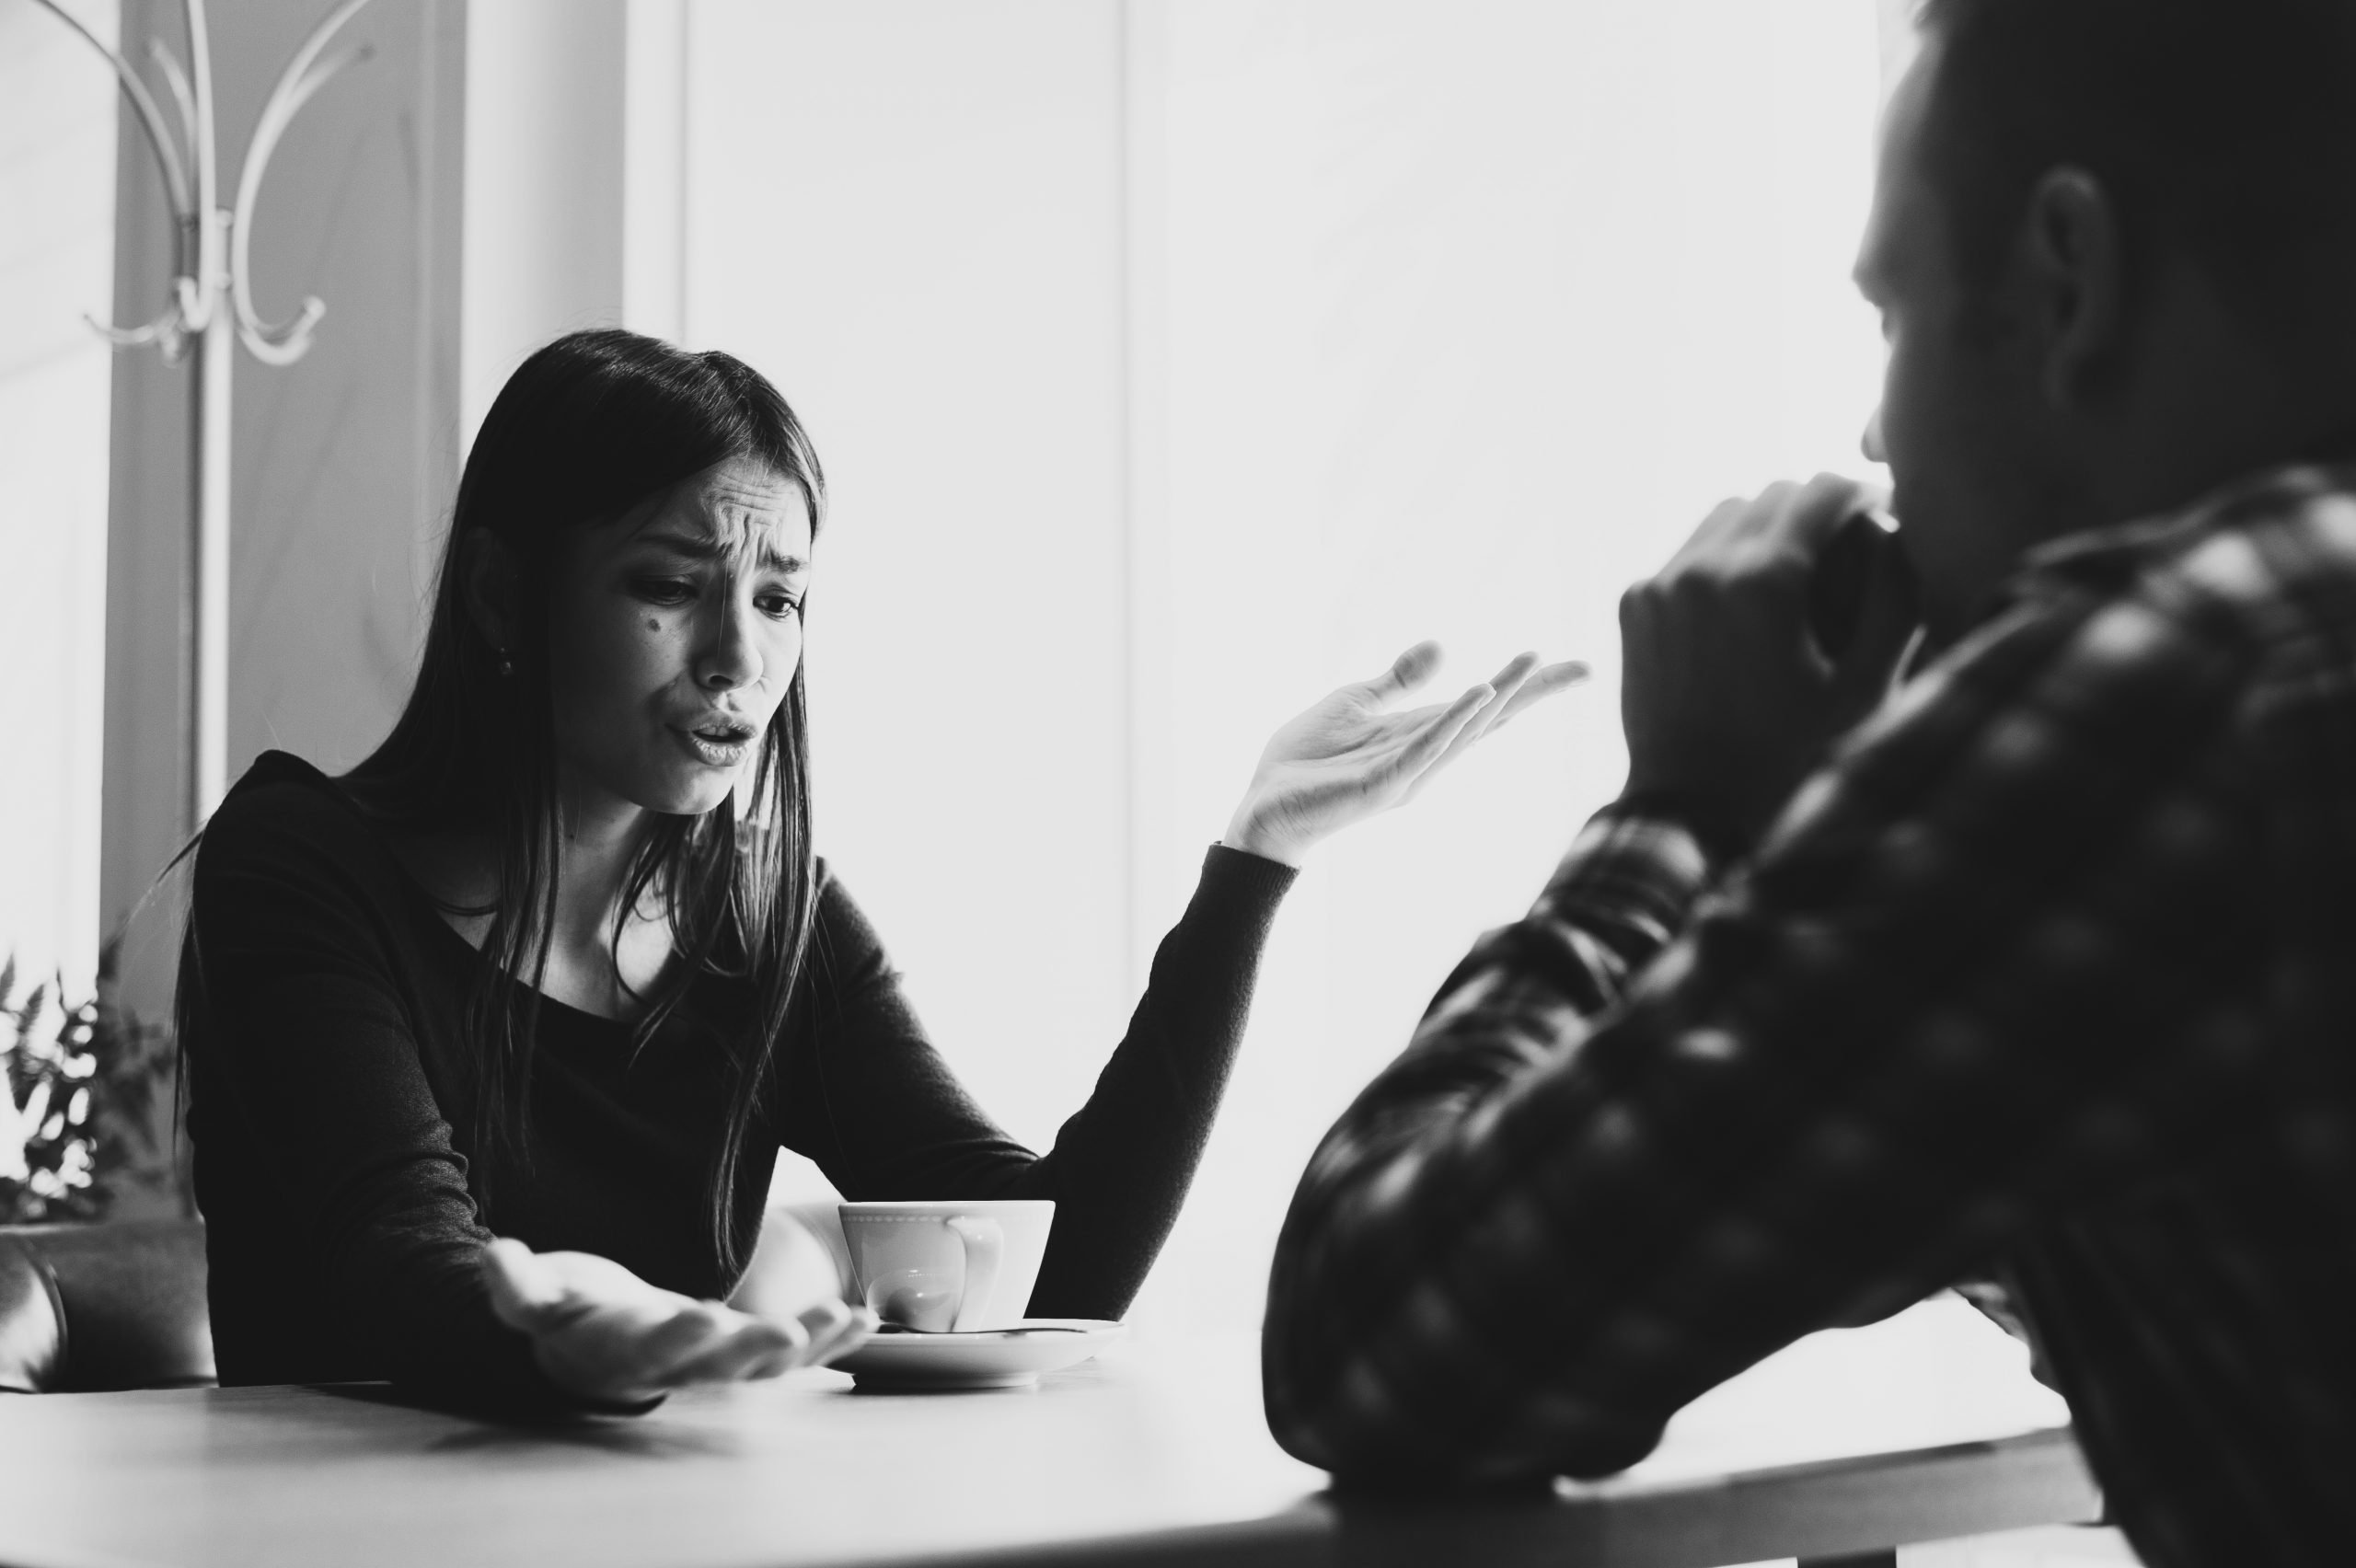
left=1855, top=0, right=2356, bottom=645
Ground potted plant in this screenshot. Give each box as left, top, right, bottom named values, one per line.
left=0, top=947, right=181, bottom=1224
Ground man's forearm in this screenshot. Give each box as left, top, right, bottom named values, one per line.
left=1260, top=803, right=1715, bottom=1480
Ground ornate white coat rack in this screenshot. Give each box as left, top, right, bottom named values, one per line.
left=31, top=0, right=376, bottom=827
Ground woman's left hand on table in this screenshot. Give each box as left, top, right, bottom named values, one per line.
left=1222, top=642, right=1588, bottom=868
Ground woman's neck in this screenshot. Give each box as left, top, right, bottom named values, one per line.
left=536, top=776, right=683, bottom=1020
left=395, top=774, right=676, bottom=1020
left=549, top=780, right=654, bottom=956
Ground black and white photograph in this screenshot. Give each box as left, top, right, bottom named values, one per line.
left=0, top=2, right=2346, bottom=1565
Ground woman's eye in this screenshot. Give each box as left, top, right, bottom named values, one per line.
left=758, top=594, right=803, bottom=619
left=634, top=577, right=696, bottom=605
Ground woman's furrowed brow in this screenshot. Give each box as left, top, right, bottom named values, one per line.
left=632, top=528, right=808, bottom=575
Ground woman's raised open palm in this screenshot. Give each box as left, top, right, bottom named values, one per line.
left=1224, top=642, right=1588, bottom=868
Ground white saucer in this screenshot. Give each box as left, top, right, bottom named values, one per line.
left=826, top=1320, right=1126, bottom=1391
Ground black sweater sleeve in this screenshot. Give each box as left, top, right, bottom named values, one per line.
left=184, top=778, right=579, bottom=1409
left=783, top=847, right=1297, bottom=1320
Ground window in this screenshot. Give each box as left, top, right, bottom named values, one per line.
left=0, top=0, right=118, bottom=995
left=687, top=0, right=1888, bottom=1332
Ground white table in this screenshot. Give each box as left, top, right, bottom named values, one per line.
left=0, top=1295, right=2096, bottom=1568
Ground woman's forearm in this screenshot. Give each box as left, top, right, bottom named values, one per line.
left=1007, top=845, right=1295, bottom=1319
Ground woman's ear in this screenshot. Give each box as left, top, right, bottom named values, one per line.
left=2021, top=166, right=2123, bottom=410
left=459, top=529, right=519, bottom=657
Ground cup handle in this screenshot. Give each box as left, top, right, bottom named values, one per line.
left=945, top=1216, right=1003, bottom=1332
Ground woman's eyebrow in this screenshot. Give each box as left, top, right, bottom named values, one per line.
left=633, top=529, right=808, bottom=575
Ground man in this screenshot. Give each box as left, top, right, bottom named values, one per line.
left=1260, top=3, right=2356, bottom=1563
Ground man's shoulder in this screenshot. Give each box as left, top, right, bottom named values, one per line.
left=2085, top=463, right=2356, bottom=605
left=1997, top=463, right=2356, bottom=675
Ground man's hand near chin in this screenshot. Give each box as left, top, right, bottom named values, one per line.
left=1618, top=472, right=1921, bottom=858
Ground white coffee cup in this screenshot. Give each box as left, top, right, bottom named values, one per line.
left=837, top=1200, right=1055, bottom=1332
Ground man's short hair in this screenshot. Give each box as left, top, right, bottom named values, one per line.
left=1916, top=0, right=2356, bottom=315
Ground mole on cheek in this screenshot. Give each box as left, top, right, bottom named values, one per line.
left=644, top=617, right=660, bottom=632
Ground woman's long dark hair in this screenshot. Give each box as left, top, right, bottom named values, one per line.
left=346, top=329, right=825, bottom=1274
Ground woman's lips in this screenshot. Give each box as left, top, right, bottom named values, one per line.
left=673, top=725, right=753, bottom=768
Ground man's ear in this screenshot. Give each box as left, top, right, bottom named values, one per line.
left=459, top=529, right=518, bottom=655
left=2019, top=167, right=2123, bottom=409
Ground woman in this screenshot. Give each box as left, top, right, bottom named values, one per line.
left=177, top=329, right=1580, bottom=1413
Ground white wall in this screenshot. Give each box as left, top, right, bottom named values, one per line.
left=1138, top=0, right=1888, bottom=1332
left=688, top=0, right=1888, bottom=1333
left=0, top=0, right=118, bottom=994
left=459, top=0, right=626, bottom=438
left=686, top=0, right=1138, bottom=1159
left=458, top=0, right=691, bottom=438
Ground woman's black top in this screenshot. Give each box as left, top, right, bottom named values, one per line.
left=181, top=752, right=1294, bottom=1407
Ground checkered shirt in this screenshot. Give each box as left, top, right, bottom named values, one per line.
left=1262, top=462, right=2356, bottom=1568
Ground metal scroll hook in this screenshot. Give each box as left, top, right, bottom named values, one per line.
left=229, top=0, right=376, bottom=366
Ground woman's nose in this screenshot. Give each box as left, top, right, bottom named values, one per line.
left=1860, top=405, right=1888, bottom=465
left=697, top=599, right=762, bottom=691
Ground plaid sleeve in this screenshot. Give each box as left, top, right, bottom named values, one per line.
left=1262, top=572, right=2269, bottom=1484
left=1458, top=806, right=1715, bottom=1014
left=1318, top=808, right=1715, bottom=1179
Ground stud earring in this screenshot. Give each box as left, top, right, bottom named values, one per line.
left=495, top=647, right=515, bottom=678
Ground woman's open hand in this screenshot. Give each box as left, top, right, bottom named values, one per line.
left=482, top=1236, right=873, bottom=1408
left=1223, top=643, right=1588, bottom=868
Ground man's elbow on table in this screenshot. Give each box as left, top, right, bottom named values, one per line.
left=1259, top=1309, right=1667, bottom=1488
